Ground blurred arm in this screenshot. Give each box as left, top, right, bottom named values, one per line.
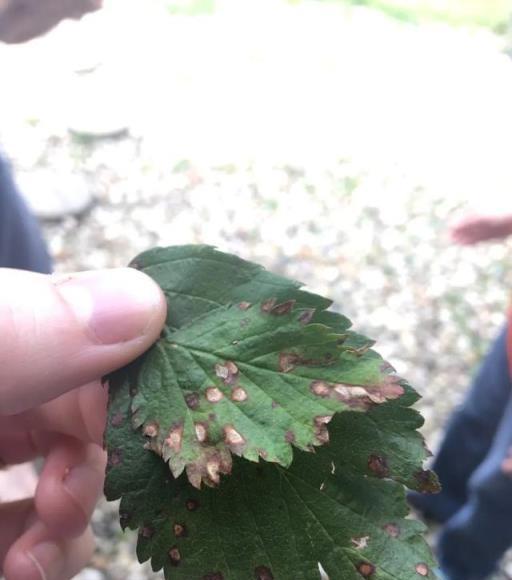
left=450, top=214, right=512, bottom=245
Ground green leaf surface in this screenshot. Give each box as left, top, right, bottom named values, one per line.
left=124, top=246, right=407, bottom=487
left=106, top=362, right=436, bottom=579
left=104, top=245, right=439, bottom=579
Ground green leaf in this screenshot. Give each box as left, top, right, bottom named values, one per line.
left=104, top=245, right=439, bottom=579
left=105, top=361, right=436, bottom=579
left=122, top=246, right=407, bottom=488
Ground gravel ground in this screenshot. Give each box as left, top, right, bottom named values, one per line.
left=3, top=0, right=512, bottom=577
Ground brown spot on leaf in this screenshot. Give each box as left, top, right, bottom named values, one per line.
left=414, top=469, right=441, bottom=493
left=173, top=523, right=188, bottom=538
left=215, top=361, right=239, bottom=385
left=270, top=299, right=296, bottom=316
left=231, top=386, right=248, bottom=402
left=279, top=352, right=300, bottom=373
left=224, top=425, right=246, bottom=454
left=215, top=365, right=229, bottom=380
left=258, top=449, right=268, bottom=459
left=261, top=298, right=277, bottom=313
left=298, top=308, right=315, bottom=324
left=314, top=416, right=331, bottom=444
left=351, top=536, right=370, bottom=550
left=195, top=422, right=208, bottom=443
left=314, top=429, right=330, bottom=445
left=169, top=546, right=181, bottom=567
left=203, top=574, right=224, bottom=580
left=206, top=460, right=221, bottom=484
left=143, top=421, right=159, bottom=438
left=186, top=499, right=199, bottom=511
left=368, top=455, right=389, bottom=478
left=111, top=412, right=125, bottom=427
left=185, top=392, right=200, bottom=410
left=315, top=415, right=333, bottom=426
left=383, top=523, right=400, bottom=538
left=255, top=565, right=274, bottom=580
left=164, top=424, right=184, bottom=454
left=415, top=563, right=429, bottom=576
left=108, top=449, right=123, bottom=467
left=285, top=430, right=296, bottom=443
left=357, top=562, right=375, bottom=577
left=186, top=448, right=233, bottom=488
left=238, top=301, right=252, bottom=310
left=226, top=360, right=239, bottom=374
left=206, top=387, right=224, bottom=403
left=310, top=380, right=331, bottom=397
left=333, top=384, right=374, bottom=410
left=365, top=376, right=405, bottom=403
left=140, top=526, right=154, bottom=539
left=332, top=378, right=404, bottom=409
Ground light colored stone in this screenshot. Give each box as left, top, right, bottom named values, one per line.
left=17, top=169, right=93, bottom=219
left=74, top=568, right=104, bottom=580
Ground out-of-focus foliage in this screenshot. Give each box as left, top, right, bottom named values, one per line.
left=166, top=0, right=510, bottom=30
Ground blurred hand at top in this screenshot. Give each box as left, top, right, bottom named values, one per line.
left=450, top=215, right=512, bottom=246
left=0, top=268, right=166, bottom=580
left=0, top=0, right=102, bottom=44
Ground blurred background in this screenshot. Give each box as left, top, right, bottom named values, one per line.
left=3, top=0, right=512, bottom=577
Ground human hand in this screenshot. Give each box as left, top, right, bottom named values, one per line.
left=0, top=0, right=102, bottom=44
left=450, top=215, right=512, bottom=246
left=0, top=267, right=167, bottom=580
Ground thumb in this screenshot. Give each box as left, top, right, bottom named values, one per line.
left=0, top=268, right=166, bottom=415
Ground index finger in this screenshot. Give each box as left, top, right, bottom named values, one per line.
left=0, top=381, right=107, bottom=446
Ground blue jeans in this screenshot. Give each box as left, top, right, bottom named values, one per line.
left=0, top=153, right=52, bottom=274
left=410, top=325, right=512, bottom=580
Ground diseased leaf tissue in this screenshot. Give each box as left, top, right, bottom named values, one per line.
left=104, top=245, right=439, bottom=580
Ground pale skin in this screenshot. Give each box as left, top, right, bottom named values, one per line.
left=0, top=4, right=169, bottom=578
left=0, top=268, right=167, bottom=580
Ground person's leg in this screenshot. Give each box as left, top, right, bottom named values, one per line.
left=410, top=324, right=510, bottom=523
left=0, top=153, right=52, bottom=274
left=437, top=387, right=512, bottom=580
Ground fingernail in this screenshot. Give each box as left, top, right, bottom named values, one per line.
left=54, top=268, right=163, bottom=344
left=27, top=541, right=63, bottom=580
